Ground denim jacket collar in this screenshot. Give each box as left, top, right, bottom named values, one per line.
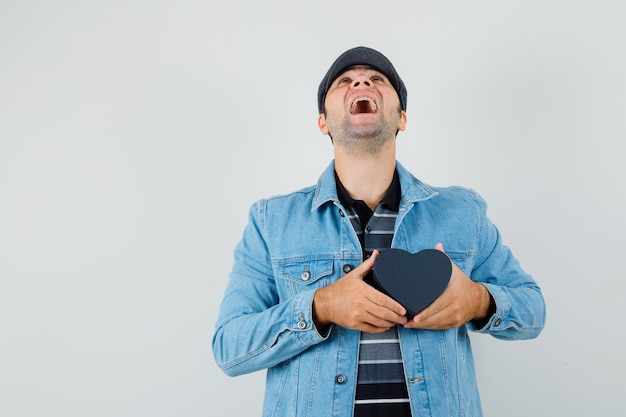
left=311, top=160, right=439, bottom=211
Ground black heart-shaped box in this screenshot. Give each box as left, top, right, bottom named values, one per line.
left=372, top=248, right=452, bottom=318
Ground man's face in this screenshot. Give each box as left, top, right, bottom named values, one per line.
left=318, top=66, right=406, bottom=153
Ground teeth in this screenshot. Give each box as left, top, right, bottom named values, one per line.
left=350, top=96, right=377, bottom=113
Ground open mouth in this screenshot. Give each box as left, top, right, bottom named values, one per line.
left=350, top=96, right=378, bottom=114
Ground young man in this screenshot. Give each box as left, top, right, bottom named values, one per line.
left=213, top=46, right=546, bottom=417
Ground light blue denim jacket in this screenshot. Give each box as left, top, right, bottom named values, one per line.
left=213, top=161, right=546, bottom=417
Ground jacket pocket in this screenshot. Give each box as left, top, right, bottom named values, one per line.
left=446, top=251, right=473, bottom=276
left=278, top=259, right=334, bottom=295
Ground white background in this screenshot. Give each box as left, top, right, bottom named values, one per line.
left=1, top=1, right=625, bottom=416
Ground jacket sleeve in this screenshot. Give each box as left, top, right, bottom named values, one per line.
left=464, top=191, right=547, bottom=339
left=212, top=200, right=329, bottom=377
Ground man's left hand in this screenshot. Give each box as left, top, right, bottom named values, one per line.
left=404, top=243, right=492, bottom=330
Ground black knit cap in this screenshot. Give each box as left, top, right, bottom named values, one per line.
left=317, top=46, right=407, bottom=114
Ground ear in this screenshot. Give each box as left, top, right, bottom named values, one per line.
left=397, top=111, right=407, bottom=132
left=318, top=113, right=329, bottom=135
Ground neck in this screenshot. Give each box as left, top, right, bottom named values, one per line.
left=334, top=141, right=396, bottom=211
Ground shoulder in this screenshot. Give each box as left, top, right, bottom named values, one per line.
left=425, top=185, right=489, bottom=219
left=433, top=185, right=484, bottom=203
left=246, top=185, right=320, bottom=219
left=255, top=185, right=317, bottom=206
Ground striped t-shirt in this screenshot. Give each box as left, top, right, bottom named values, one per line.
left=336, top=171, right=412, bottom=417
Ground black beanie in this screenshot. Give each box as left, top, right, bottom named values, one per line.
left=317, top=46, right=407, bottom=114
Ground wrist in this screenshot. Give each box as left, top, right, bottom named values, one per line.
left=472, top=284, right=495, bottom=325
left=312, top=288, right=331, bottom=330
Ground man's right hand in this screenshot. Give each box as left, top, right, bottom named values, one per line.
left=312, top=250, right=408, bottom=333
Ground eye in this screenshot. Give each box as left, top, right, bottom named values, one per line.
left=337, top=77, right=351, bottom=85
left=371, top=75, right=384, bottom=82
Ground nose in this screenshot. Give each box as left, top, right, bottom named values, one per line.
left=352, top=76, right=371, bottom=88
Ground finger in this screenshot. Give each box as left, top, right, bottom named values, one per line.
left=363, top=302, right=408, bottom=327
left=435, top=242, right=444, bottom=252
left=359, top=322, right=395, bottom=334
left=354, top=249, right=379, bottom=280
left=364, top=288, right=408, bottom=321
left=406, top=310, right=451, bottom=330
left=411, top=295, right=450, bottom=325
left=419, top=301, right=445, bottom=322
left=358, top=250, right=407, bottom=319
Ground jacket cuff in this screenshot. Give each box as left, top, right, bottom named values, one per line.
left=466, top=283, right=509, bottom=332
left=291, top=289, right=332, bottom=345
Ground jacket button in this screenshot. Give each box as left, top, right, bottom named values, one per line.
left=300, top=271, right=311, bottom=281
left=342, top=264, right=352, bottom=273
left=339, top=209, right=345, bottom=217
left=494, top=318, right=501, bottom=327
left=335, top=374, right=346, bottom=384
left=297, top=320, right=307, bottom=329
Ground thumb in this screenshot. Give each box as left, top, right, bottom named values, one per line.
left=354, top=249, right=379, bottom=280
left=435, top=242, right=444, bottom=252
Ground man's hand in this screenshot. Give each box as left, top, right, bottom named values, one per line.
left=313, top=250, right=408, bottom=333
left=404, top=243, right=493, bottom=330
